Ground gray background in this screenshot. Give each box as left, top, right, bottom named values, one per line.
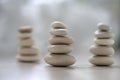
left=0, top=0, right=120, bottom=59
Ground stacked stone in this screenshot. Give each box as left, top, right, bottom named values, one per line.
left=44, top=21, right=76, bottom=67
left=17, top=26, right=40, bottom=62
left=89, top=23, right=115, bottom=66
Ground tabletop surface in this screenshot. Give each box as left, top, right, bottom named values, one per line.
left=0, top=53, right=120, bottom=80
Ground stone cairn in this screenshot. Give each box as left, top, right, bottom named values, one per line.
left=89, top=23, right=115, bottom=66
left=17, top=26, right=40, bottom=62
left=44, top=21, right=76, bottom=67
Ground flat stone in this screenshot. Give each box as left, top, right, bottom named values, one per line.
left=49, top=36, right=74, bottom=45
left=94, top=38, right=114, bottom=46
left=19, top=47, right=39, bottom=55
left=17, top=55, right=40, bottom=62
left=19, top=33, right=32, bottom=39
left=19, top=26, right=32, bottom=33
left=90, top=45, right=114, bottom=55
left=50, top=29, right=68, bottom=36
left=48, top=45, right=73, bottom=54
left=51, top=21, right=67, bottom=29
left=97, top=23, right=111, bottom=31
left=89, top=56, right=114, bottom=66
left=19, top=38, right=34, bottom=47
left=95, top=30, right=113, bottom=39
left=44, top=54, right=76, bottom=67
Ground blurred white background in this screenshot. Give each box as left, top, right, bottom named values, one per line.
left=0, top=0, right=120, bottom=59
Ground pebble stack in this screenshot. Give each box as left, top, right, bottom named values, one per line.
left=44, top=21, right=76, bottom=67
left=89, top=23, right=115, bottom=66
left=17, top=26, right=40, bottom=62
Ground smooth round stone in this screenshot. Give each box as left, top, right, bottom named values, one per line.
left=51, top=21, right=67, bottom=29
left=19, top=33, right=32, bottom=39
left=48, top=45, right=73, bottom=54
left=19, top=26, right=32, bottom=33
left=19, top=47, right=39, bottom=55
left=50, top=29, right=68, bottom=36
left=44, top=54, right=76, bottom=66
left=89, top=56, right=114, bottom=66
left=95, top=30, right=113, bottom=39
left=94, top=38, right=114, bottom=46
left=49, top=36, right=74, bottom=45
left=19, top=38, right=34, bottom=47
left=97, top=23, right=111, bottom=31
left=17, top=55, right=40, bottom=62
left=90, top=45, right=114, bottom=55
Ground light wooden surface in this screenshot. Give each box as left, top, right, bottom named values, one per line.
left=0, top=54, right=120, bottom=80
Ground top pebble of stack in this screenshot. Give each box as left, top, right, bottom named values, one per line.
left=18, top=26, right=32, bottom=33
left=51, top=21, right=67, bottom=29
left=98, top=23, right=111, bottom=31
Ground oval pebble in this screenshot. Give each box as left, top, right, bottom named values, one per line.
left=49, top=37, right=74, bottom=45
left=19, top=33, right=32, bottom=39
left=90, top=45, right=114, bottom=55
left=19, top=38, right=34, bottom=47
left=19, top=47, right=39, bottom=55
left=51, top=21, right=67, bottom=29
left=44, top=54, right=76, bottom=66
left=19, top=26, right=32, bottom=33
left=95, top=30, right=113, bottom=39
left=17, top=55, right=40, bottom=62
left=89, top=56, right=114, bottom=66
left=48, top=45, right=73, bottom=54
left=94, top=38, right=114, bottom=46
left=97, top=23, right=111, bottom=31
left=50, top=29, right=68, bottom=36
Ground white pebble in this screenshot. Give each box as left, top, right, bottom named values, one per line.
left=97, top=23, right=111, bottom=31
left=44, top=54, right=76, bottom=66
left=94, top=38, right=114, bottom=46
left=18, top=33, right=32, bottom=39
left=17, top=55, right=40, bottom=62
left=48, top=45, right=73, bottom=53
left=51, top=21, right=67, bottom=29
left=50, top=29, right=68, bottom=36
left=90, top=45, right=114, bottom=55
left=89, top=56, right=114, bottom=66
left=95, top=30, right=113, bottom=39
left=19, top=38, right=34, bottom=47
left=19, top=47, right=39, bottom=55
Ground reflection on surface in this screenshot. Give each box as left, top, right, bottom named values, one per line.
left=45, top=66, right=73, bottom=80
left=0, top=57, right=120, bottom=80
left=89, top=66, right=120, bottom=80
